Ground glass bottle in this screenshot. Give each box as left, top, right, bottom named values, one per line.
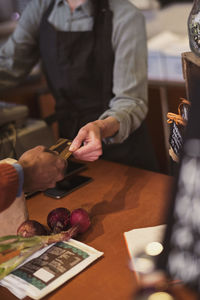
left=188, top=0, right=200, bottom=57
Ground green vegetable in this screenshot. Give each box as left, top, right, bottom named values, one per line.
left=0, top=225, right=78, bottom=280
left=0, top=208, right=91, bottom=280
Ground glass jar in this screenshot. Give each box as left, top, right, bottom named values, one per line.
left=188, top=0, right=200, bottom=57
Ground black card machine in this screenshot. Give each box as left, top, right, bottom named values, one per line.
left=43, top=138, right=92, bottom=199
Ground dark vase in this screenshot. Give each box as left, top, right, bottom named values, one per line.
left=188, top=0, right=200, bottom=56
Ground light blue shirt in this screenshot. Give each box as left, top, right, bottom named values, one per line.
left=13, top=163, right=24, bottom=196
left=0, top=0, right=148, bottom=144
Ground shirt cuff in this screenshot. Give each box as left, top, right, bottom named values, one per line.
left=13, top=163, right=24, bottom=197
left=99, top=111, right=127, bottom=144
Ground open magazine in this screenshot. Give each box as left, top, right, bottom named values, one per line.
left=124, top=225, right=166, bottom=274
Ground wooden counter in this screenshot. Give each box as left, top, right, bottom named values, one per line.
left=0, top=160, right=175, bottom=299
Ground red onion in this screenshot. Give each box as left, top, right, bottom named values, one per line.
left=47, top=207, right=71, bottom=233
left=70, top=208, right=91, bottom=234
left=17, top=220, right=48, bottom=237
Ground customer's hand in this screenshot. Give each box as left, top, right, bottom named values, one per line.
left=18, top=146, right=67, bottom=192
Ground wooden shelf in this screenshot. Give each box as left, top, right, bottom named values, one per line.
left=182, top=51, right=200, bottom=68
left=182, top=51, right=200, bottom=102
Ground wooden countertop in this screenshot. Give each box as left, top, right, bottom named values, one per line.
left=0, top=160, right=175, bottom=299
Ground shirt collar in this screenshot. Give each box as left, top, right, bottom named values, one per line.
left=55, top=0, right=65, bottom=5
left=55, top=0, right=93, bottom=16
left=81, top=1, right=93, bottom=16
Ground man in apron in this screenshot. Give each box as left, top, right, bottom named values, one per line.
left=0, top=0, right=158, bottom=171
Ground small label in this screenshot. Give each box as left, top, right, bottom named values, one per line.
left=12, top=242, right=89, bottom=290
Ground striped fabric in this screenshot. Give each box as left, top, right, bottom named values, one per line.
left=0, top=163, right=19, bottom=212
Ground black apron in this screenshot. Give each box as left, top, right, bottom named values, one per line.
left=39, top=0, right=158, bottom=172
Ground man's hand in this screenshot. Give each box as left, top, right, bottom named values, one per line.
left=69, top=122, right=103, bottom=161
left=18, top=146, right=67, bottom=192
left=69, top=117, right=120, bottom=161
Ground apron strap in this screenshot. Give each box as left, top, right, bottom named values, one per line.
left=93, top=0, right=114, bottom=112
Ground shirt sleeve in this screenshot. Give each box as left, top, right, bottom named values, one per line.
left=0, top=0, right=45, bottom=90
left=13, top=163, right=24, bottom=197
left=99, top=1, right=148, bottom=144
left=0, top=163, right=19, bottom=212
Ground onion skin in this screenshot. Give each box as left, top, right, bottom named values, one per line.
left=17, top=220, right=48, bottom=237
left=70, top=208, right=91, bottom=234
left=47, top=207, right=71, bottom=233
left=1, top=209, right=91, bottom=280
